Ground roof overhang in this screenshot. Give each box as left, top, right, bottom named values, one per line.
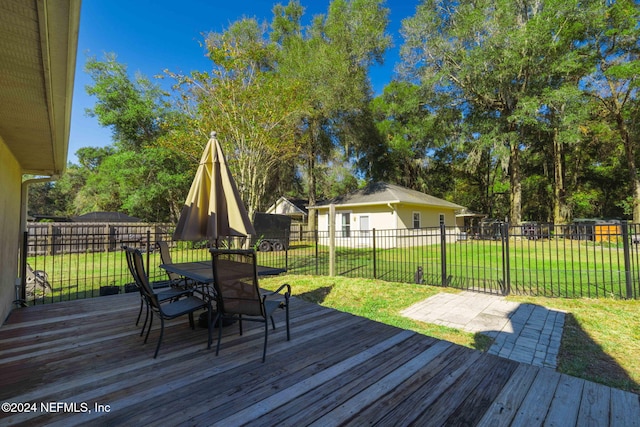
left=314, top=201, right=463, bottom=210
left=314, top=201, right=401, bottom=210
left=0, top=0, right=81, bottom=175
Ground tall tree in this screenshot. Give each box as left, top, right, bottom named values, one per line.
left=274, top=0, right=391, bottom=226
left=81, top=55, right=193, bottom=221
left=582, top=0, right=640, bottom=221
left=85, top=53, right=171, bottom=152
left=401, top=0, right=597, bottom=224
left=75, top=147, right=191, bottom=222
left=368, top=81, right=461, bottom=196
left=168, top=18, right=303, bottom=217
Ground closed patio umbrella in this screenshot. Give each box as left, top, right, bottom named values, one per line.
left=173, top=132, right=255, bottom=243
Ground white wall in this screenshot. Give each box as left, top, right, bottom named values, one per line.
left=317, top=204, right=461, bottom=248
left=318, top=205, right=397, bottom=233
left=0, top=137, right=22, bottom=322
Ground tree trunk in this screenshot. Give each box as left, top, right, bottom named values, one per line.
left=553, top=127, right=569, bottom=224
left=509, top=140, right=522, bottom=225
left=306, top=120, right=319, bottom=232
left=618, top=118, right=640, bottom=223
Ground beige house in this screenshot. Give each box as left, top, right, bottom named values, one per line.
left=265, top=197, right=309, bottom=225
left=0, top=0, right=81, bottom=322
left=314, top=182, right=465, bottom=248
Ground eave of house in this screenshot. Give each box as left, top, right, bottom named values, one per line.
left=0, top=0, right=81, bottom=175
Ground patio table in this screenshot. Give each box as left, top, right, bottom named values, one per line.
left=159, top=260, right=285, bottom=286
left=160, top=260, right=286, bottom=327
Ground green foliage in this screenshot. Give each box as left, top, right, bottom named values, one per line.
left=76, top=146, right=191, bottom=222
left=275, top=0, right=391, bottom=205
left=33, top=0, right=640, bottom=226
left=396, top=0, right=639, bottom=223
left=85, top=53, right=171, bottom=151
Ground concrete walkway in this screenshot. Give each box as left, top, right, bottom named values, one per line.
left=401, top=291, right=565, bottom=369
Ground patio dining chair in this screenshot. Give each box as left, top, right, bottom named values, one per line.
left=209, top=248, right=291, bottom=362
left=122, top=246, right=192, bottom=335
left=156, top=241, right=195, bottom=288
left=130, top=248, right=212, bottom=358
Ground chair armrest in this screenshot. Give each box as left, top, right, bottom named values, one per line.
left=262, top=283, right=291, bottom=303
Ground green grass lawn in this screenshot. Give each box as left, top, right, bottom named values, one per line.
left=279, top=239, right=638, bottom=298
left=25, top=245, right=640, bottom=394
left=27, top=237, right=639, bottom=300
left=260, top=274, right=640, bottom=395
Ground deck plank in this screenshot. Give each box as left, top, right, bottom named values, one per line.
left=611, top=388, right=640, bottom=427
left=544, top=374, right=585, bottom=427
left=0, top=293, right=638, bottom=426
left=306, top=340, right=453, bottom=426
left=476, top=363, right=539, bottom=427
left=578, top=381, right=612, bottom=427
left=510, top=368, right=562, bottom=426
left=252, top=334, right=442, bottom=426
left=367, top=346, right=485, bottom=425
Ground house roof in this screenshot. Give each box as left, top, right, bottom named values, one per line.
left=267, top=197, right=309, bottom=216
left=0, top=0, right=81, bottom=175
left=456, top=208, right=486, bottom=218
left=315, top=182, right=465, bottom=210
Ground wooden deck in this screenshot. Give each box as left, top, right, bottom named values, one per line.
left=0, top=293, right=638, bottom=426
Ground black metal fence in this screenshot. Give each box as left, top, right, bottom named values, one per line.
left=19, top=221, right=640, bottom=305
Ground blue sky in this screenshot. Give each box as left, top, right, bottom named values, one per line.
left=68, top=0, right=421, bottom=164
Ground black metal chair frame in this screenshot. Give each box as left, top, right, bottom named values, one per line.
left=155, top=241, right=195, bottom=288
left=209, top=248, right=290, bottom=362
left=129, top=247, right=212, bottom=358
left=126, top=248, right=212, bottom=359
left=122, top=245, right=189, bottom=335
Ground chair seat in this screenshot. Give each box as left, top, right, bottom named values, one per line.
left=151, top=279, right=180, bottom=289
left=161, top=296, right=208, bottom=318
left=155, top=287, right=190, bottom=301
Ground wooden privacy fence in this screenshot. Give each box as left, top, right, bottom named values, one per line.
left=26, top=222, right=173, bottom=256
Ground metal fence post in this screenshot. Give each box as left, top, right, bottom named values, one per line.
left=372, top=228, right=377, bottom=279
left=146, top=230, right=152, bottom=277
left=621, top=221, right=633, bottom=298
left=440, top=223, right=447, bottom=287
left=501, top=222, right=511, bottom=295
left=285, top=228, right=289, bottom=271
left=314, top=229, right=319, bottom=276
left=329, top=204, right=335, bottom=277
left=20, top=231, right=28, bottom=303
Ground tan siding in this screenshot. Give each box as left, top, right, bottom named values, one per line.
left=0, top=137, right=21, bottom=322
left=397, top=205, right=457, bottom=229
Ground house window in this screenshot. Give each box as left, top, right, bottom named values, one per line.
left=413, top=212, right=421, bottom=229
left=360, top=216, right=370, bottom=236
left=341, top=213, right=351, bottom=237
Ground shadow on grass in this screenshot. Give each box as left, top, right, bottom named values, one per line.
left=560, top=312, right=639, bottom=394
left=404, top=294, right=639, bottom=394
left=296, top=286, right=333, bottom=304
left=472, top=332, right=494, bottom=352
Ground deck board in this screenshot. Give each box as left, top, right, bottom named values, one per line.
left=0, top=293, right=638, bottom=426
